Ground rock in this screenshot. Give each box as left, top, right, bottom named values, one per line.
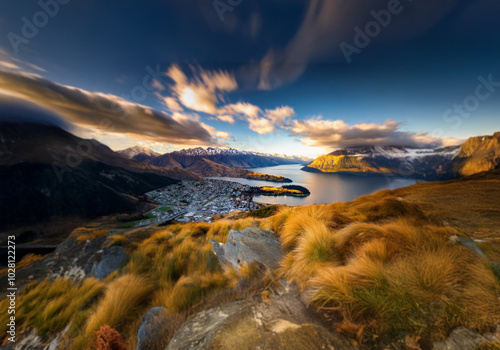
left=166, top=283, right=355, bottom=350
left=137, top=307, right=170, bottom=350
left=432, top=328, right=488, bottom=350
left=92, top=246, right=127, bottom=279
left=450, top=236, right=488, bottom=260
left=211, top=227, right=282, bottom=270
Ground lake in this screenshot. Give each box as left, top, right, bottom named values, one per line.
left=207, top=164, right=419, bottom=205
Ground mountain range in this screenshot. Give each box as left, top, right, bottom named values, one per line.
left=304, top=132, right=500, bottom=180
left=118, top=146, right=309, bottom=180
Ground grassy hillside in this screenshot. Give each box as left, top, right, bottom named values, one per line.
left=305, top=154, right=396, bottom=174
left=1, top=171, right=499, bottom=348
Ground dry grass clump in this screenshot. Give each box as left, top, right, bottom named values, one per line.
left=306, top=220, right=500, bottom=343
left=279, top=205, right=336, bottom=251
left=0, top=278, right=104, bottom=341
left=0, top=253, right=44, bottom=275
left=475, top=342, right=500, bottom=350
left=281, top=219, right=340, bottom=288
left=76, top=229, right=110, bottom=242
left=82, top=275, right=153, bottom=346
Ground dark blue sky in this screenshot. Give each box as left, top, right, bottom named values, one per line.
left=0, top=0, right=499, bottom=155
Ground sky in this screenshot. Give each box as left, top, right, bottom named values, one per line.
left=0, top=0, right=499, bottom=157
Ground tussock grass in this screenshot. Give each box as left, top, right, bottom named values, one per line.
left=306, top=220, right=500, bottom=343
left=279, top=205, right=334, bottom=250
left=83, top=275, right=153, bottom=343
left=281, top=219, right=340, bottom=288
left=76, top=229, right=110, bottom=242
left=0, top=253, right=44, bottom=275
left=0, top=278, right=104, bottom=341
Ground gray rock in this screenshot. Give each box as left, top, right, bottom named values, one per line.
left=450, top=236, right=488, bottom=260
left=92, top=246, right=127, bottom=279
left=433, top=327, right=488, bottom=350
left=137, top=307, right=169, bottom=350
left=166, top=283, right=355, bottom=350
left=211, top=227, right=282, bottom=270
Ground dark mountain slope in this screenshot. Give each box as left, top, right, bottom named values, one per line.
left=0, top=121, right=178, bottom=234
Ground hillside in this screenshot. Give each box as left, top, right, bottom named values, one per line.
left=2, top=169, right=499, bottom=349
left=453, top=132, right=500, bottom=176
left=117, top=146, right=161, bottom=162
left=186, top=158, right=292, bottom=182
left=0, top=121, right=180, bottom=240
left=304, top=134, right=500, bottom=180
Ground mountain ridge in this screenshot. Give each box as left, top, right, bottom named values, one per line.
left=304, top=134, right=500, bottom=180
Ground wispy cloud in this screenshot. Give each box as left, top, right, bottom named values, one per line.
left=0, top=47, right=46, bottom=73
left=290, top=118, right=460, bottom=149
left=166, top=64, right=237, bottom=114
left=244, top=0, right=461, bottom=90
left=0, top=69, right=228, bottom=146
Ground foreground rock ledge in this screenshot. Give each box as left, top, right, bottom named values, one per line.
left=166, top=284, right=355, bottom=350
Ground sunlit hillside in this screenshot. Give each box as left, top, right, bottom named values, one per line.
left=1, top=171, right=499, bottom=349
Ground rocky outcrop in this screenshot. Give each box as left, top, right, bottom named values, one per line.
left=166, top=283, right=355, bottom=350
left=210, top=227, right=282, bottom=270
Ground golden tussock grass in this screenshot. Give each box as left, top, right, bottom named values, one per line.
left=0, top=278, right=104, bottom=343
left=306, top=219, right=500, bottom=343
left=0, top=253, right=44, bottom=275
left=83, top=275, right=153, bottom=344
left=76, top=229, right=110, bottom=242
left=281, top=219, right=340, bottom=288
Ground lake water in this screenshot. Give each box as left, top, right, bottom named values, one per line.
left=207, top=164, right=419, bottom=206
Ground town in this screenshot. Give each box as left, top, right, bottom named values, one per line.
left=131, top=180, right=261, bottom=227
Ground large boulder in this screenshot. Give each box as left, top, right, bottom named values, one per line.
left=166, top=283, right=355, bottom=350
left=91, top=246, right=127, bottom=279
left=210, top=227, right=282, bottom=270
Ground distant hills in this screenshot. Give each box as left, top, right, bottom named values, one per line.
left=118, top=146, right=309, bottom=181
left=0, top=122, right=181, bottom=237
left=304, top=132, right=500, bottom=180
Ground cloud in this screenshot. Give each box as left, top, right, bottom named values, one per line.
left=248, top=117, right=275, bottom=135
left=215, top=114, right=235, bottom=124
left=0, top=47, right=46, bottom=72
left=290, top=118, right=459, bottom=149
left=0, top=69, right=226, bottom=146
left=244, top=0, right=461, bottom=89
left=217, top=102, right=275, bottom=135
left=162, top=96, right=183, bottom=111
left=167, top=64, right=237, bottom=114
left=265, top=106, right=295, bottom=125
left=218, top=102, right=261, bottom=119
left=216, top=103, right=297, bottom=135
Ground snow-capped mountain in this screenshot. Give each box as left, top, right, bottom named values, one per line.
left=174, top=147, right=312, bottom=163
left=304, top=145, right=464, bottom=180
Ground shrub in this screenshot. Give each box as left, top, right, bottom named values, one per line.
left=96, top=325, right=127, bottom=350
